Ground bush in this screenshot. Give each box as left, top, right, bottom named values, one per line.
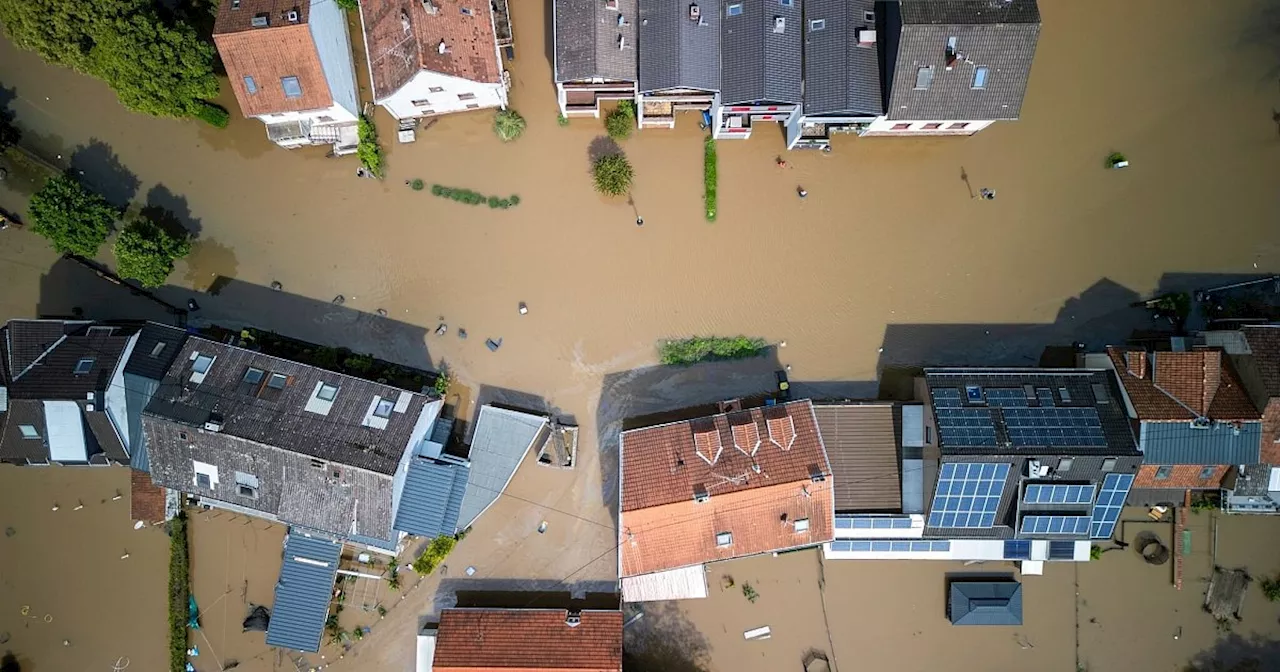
left=659, top=336, right=766, bottom=365
left=114, top=218, right=193, bottom=288
left=28, top=174, right=118, bottom=256
left=557, top=112, right=569, bottom=127
left=410, top=178, right=425, bottom=191
left=357, top=115, right=384, bottom=178
left=1261, top=575, right=1280, bottom=602
left=385, top=566, right=400, bottom=591
left=493, top=108, right=526, bottom=142
left=605, top=104, right=634, bottom=140
left=431, top=184, right=443, bottom=196
left=411, top=535, right=457, bottom=575
left=335, top=0, right=359, bottom=8
left=592, top=153, right=633, bottom=196
left=488, top=195, right=501, bottom=208
left=703, top=135, right=717, bottom=221
left=508, top=194, right=520, bottom=206
left=430, top=185, right=519, bottom=209
left=168, top=513, right=190, bottom=672
left=1089, top=544, right=1102, bottom=561
left=190, top=101, right=229, bottom=128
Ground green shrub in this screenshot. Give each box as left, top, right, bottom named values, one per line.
left=335, top=0, right=359, bottom=8
left=28, top=174, right=118, bottom=257
left=592, top=153, right=633, bottom=196
left=168, top=513, right=190, bottom=672
left=431, top=184, right=443, bottom=196
left=703, top=135, right=717, bottom=221
left=190, top=101, right=229, bottom=128
left=385, top=566, right=401, bottom=591
left=488, top=196, right=501, bottom=208
left=1261, top=575, right=1280, bottom=602
left=557, top=112, right=569, bottom=127
left=357, top=115, right=384, bottom=178
left=410, top=179, right=425, bottom=191
left=1090, top=545, right=1102, bottom=561
left=509, top=194, right=520, bottom=206
left=659, top=336, right=766, bottom=365
left=114, top=217, right=192, bottom=288
left=411, top=535, right=457, bottom=575
left=493, top=108, right=526, bottom=142
left=742, top=582, right=759, bottom=603
left=605, top=105, right=634, bottom=140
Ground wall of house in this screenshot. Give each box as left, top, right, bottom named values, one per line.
left=309, top=0, right=361, bottom=119
left=713, top=104, right=800, bottom=140
left=861, top=118, right=994, bottom=136
left=254, top=101, right=357, bottom=128
left=378, top=70, right=506, bottom=121
left=1134, top=464, right=1229, bottom=490
left=390, top=399, right=445, bottom=524
left=104, top=332, right=140, bottom=452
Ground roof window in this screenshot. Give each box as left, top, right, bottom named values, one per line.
left=373, top=398, right=394, bottom=419
left=74, top=358, right=94, bottom=374
left=192, top=354, right=214, bottom=374
left=915, top=66, right=933, bottom=90
left=19, top=424, right=39, bottom=439
left=972, top=66, right=989, bottom=89
left=317, top=382, right=339, bottom=402
left=251, top=13, right=268, bottom=27
left=266, top=373, right=288, bottom=390
left=244, top=75, right=258, bottom=94
left=726, top=3, right=742, bottom=16
left=150, top=342, right=167, bottom=357
left=1154, top=465, right=1173, bottom=480
left=281, top=76, right=302, bottom=99
left=715, top=531, right=733, bottom=547
left=243, top=367, right=265, bottom=385
left=1101, top=457, right=1117, bottom=472
left=794, top=518, right=810, bottom=532
left=809, top=18, right=825, bottom=31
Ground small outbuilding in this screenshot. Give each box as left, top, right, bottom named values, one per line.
left=947, top=579, right=1023, bottom=626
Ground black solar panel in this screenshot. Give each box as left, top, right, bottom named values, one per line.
left=935, top=407, right=998, bottom=446
left=1002, top=407, right=1106, bottom=448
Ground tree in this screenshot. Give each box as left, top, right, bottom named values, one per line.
left=493, top=108, right=526, bottom=142
left=28, top=174, right=117, bottom=256
left=357, top=115, right=384, bottom=178
left=605, top=100, right=634, bottom=140
left=113, top=217, right=191, bottom=287
left=592, top=153, right=633, bottom=196
left=334, top=0, right=359, bottom=8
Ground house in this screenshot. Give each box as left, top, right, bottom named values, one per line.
left=636, top=0, right=720, bottom=128
left=1096, top=347, right=1261, bottom=504
left=618, top=399, right=834, bottom=601
left=713, top=0, right=802, bottom=140
left=0, top=320, right=183, bottom=467
left=861, top=0, right=1040, bottom=136
left=422, top=608, right=623, bottom=672
left=948, top=578, right=1022, bottom=626
left=359, top=0, right=508, bottom=122
left=786, top=0, right=883, bottom=150
left=822, top=369, right=1142, bottom=566
left=213, top=0, right=361, bottom=152
left=553, top=0, right=638, bottom=118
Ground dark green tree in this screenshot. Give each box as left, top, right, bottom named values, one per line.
left=592, top=153, right=633, bottom=196
left=113, top=217, right=192, bottom=287
left=28, top=174, right=117, bottom=256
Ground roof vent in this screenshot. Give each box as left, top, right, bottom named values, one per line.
left=204, top=420, right=223, bottom=433
left=401, top=9, right=411, bottom=33
left=231, top=0, right=240, bottom=9
left=857, top=28, right=876, bottom=45
left=1190, top=417, right=1212, bottom=430
left=251, top=13, right=269, bottom=27
left=693, top=483, right=710, bottom=503
left=688, top=3, right=700, bottom=21
left=287, top=9, right=299, bottom=22
left=437, top=39, right=449, bottom=54
left=772, top=16, right=785, bottom=33
left=565, top=611, right=581, bottom=628
left=421, top=0, right=439, bottom=15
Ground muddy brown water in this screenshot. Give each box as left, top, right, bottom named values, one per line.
left=3, top=0, right=1280, bottom=670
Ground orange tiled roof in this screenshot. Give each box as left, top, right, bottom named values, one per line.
left=213, top=0, right=332, bottom=117
left=1134, top=464, right=1228, bottom=489
left=361, top=0, right=502, bottom=100
left=1107, top=347, right=1259, bottom=421
left=620, top=478, right=834, bottom=576
left=433, top=609, right=622, bottom=672
left=131, top=470, right=166, bottom=524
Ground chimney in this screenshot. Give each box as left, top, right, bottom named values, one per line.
left=565, top=611, right=581, bottom=628
left=1125, top=351, right=1147, bottom=379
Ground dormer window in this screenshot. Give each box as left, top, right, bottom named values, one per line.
left=373, top=398, right=394, bottom=419
left=317, top=383, right=339, bottom=401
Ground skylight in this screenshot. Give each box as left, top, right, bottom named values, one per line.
left=809, top=18, right=825, bottom=31
left=281, top=76, right=302, bottom=99
left=74, top=358, right=94, bottom=374
left=317, top=382, right=339, bottom=402
left=726, top=3, right=742, bottom=16
left=267, top=373, right=288, bottom=390
left=192, top=354, right=214, bottom=374
left=374, top=398, right=394, bottom=419
left=972, top=66, right=989, bottom=89
left=244, top=75, right=258, bottom=94
left=243, top=367, right=265, bottom=385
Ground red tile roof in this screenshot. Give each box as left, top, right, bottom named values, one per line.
left=361, top=0, right=502, bottom=100
left=131, top=470, right=166, bottom=524
left=1107, top=347, right=1259, bottom=421
left=1134, top=464, right=1227, bottom=489
left=213, top=0, right=332, bottom=117
left=433, top=609, right=622, bottom=672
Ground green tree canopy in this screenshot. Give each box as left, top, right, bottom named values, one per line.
left=113, top=217, right=192, bottom=287
left=493, top=108, right=526, bottom=142
left=28, top=174, right=118, bottom=256
left=592, top=153, right=633, bottom=196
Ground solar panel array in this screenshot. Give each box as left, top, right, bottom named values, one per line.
left=1023, top=483, right=1095, bottom=505
left=932, top=387, right=963, bottom=408
left=834, top=516, right=914, bottom=530
left=829, top=540, right=952, bottom=553
left=935, top=408, right=998, bottom=446
left=1003, top=539, right=1032, bottom=559
left=927, top=462, right=1010, bottom=528
left=1020, top=515, right=1091, bottom=536
left=1089, top=473, right=1134, bottom=539
left=1036, top=388, right=1056, bottom=407
left=1002, top=407, right=1107, bottom=447
left=984, top=388, right=1028, bottom=407
left=1048, top=541, right=1078, bottom=560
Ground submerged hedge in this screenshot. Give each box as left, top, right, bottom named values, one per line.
left=659, top=336, right=766, bottom=365
left=168, top=512, right=190, bottom=672
left=703, top=135, right=717, bottom=221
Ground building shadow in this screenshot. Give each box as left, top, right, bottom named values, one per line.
left=0, top=83, right=14, bottom=111
left=34, top=256, right=180, bottom=322
left=542, top=0, right=556, bottom=77
left=623, top=601, right=711, bottom=672
left=430, top=577, right=619, bottom=618
left=1184, top=633, right=1280, bottom=672
left=140, top=184, right=204, bottom=238
left=464, top=384, right=576, bottom=441
left=68, top=139, right=140, bottom=209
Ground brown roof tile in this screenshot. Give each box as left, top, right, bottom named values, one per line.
left=1107, top=347, right=1259, bottom=421
left=1134, top=464, right=1227, bottom=489
left=1263, top=399, right=1280, bottom=465
left=433, top=609, right=622, bottom=672
left=813, top=404, right=902, bottom=512
left=131, top=470, right=166, bottom=523
left=619, top=479, right=834, bottom=576
left=361, top=0, right=501, bottom=100
left=213, top=0, right=331, bottom=118
left=1243, top=326, right=1280, bottom=397
left=619, top=399, right=831, bottom=512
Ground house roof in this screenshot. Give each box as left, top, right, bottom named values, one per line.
left=720, top=0, right=801, bottom=105
left=1139, top=421, right=1261, bottom=466
left=362, top=0, right=502, bottom=102
left=948, top=580, right=1023, bottom=626
left=1241, top=326, right=1280, bottom=398
left=1106, top=348, right=1260, bottom=422
left=213, top=0, right=333, bottom=117
left=884, top=0, right=1039, bottom=121
left=131, top=469, right=167, bottom=524
left=620, top=399, right=832, bottom=512
left=2, top=320, right=134, bottom=400
left=802, top=0, right=883, bottom=115
left=554, top=0, right=638, bottom=83
left=123, top=323, right=187, bottom=380
left=144, top=337, right=432, bottom=475
left=620, top=478, right=834, bottom=576
left=433, top=608, right=623, bottom=672
left=393, top=457, right=470, bottom=537
left=637, top=0, right=720, bottom=93
left=266, top=531, right=342, bottom=652
left=0, top=398, right=128, bottom=465
left=813, top=404, right=901, bottom=512
left=456, top=405, right=546, bottom=530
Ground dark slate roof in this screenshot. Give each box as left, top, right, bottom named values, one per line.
left=3, top=319, right=74, bottom=382
left=720, top=0, right=801, bottom=104
left=948, top=580, right=1023, bottom=626
left=802, top=0, right=883, bottom=115
left=0, top=401, right=52, bottom=463
left=0, top=399, right=128, bottom=465
left=144, top=337, right=430, bottom=475
left=884, top=0, right=1039, bottom=121
left=554, top=0, right=638, bottom=82
left=813, top=404, right=901, bottom=512
left=456, top=406, right=547, bottom=529
left=121, top=373, right=161, bottom=471
left=266, top=531, right=341, bottom=652
left=123, top=323, right=187, bottom=380
left=3, top=320, right=136, bottom=401
left=392, top=457, right=470, bottom=537
left=1139, top=421, right=1261, bottom=466
left=637, top=0, right=720, bottom=93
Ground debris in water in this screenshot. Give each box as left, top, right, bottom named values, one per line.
left=465, top=566, right=476, bottom=576
left=486, top=338, right=503, bottom=352
left=436, top=324, right=448, bottom=336
left=270, top=281, right=282, bottom=291
left=519, top=302, right=528, bottom=315
left=51, top=503, right=59, bottom=511
left=134, top=521, right=146, bottom=530
left=332, top=295, right=345, bottom=305
left=4, top=527, right=14, bottom=537
left=120, top=551, right=130, bottom=560
left=376, top=308, right=388, bottom=316
left=537, top=521, right=547, bottom=533
left=458, top=328, right=467, bottom=339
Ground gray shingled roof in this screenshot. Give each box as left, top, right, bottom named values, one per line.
left=948, top=580, right=1022, bottom=625
left=884, top=0, right=1039, bottom=121
left=801, top=0, right=883, bottom=115
left=1140, top=421, right=1262, bottom=466
left=456, top=406, right=547, bottom=529
left=555, top=0, right=638, bottom=82
left=2, top=320, right=134, bottom=400
left=123, top=323, right=187, bottom=380
left=266, top=531, right=341, bottom=652
left=638, top=0, right=720, bottom=93
left=393, top=457, right=470, bottom=537
left=720, top=0, right=800, bottom=105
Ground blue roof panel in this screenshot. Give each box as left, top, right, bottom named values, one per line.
left=393, top=458, right=470, bottom=538
left=949, top=581, right=1023, bottom=626
left=266, top=531, right=341, bottom=652
left=1140, top=421, right=1261, bottom=465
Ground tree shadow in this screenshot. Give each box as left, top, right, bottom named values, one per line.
left=182, top=238, right=239, bottom=291
left=68, top=139, right=139, bottom=209
left=589, top=136, right=622, bottom=163
left=140, top=183, right=203, bottom=238
left=34, top=256, right=181, bottom=321
left=1238, top=1, right=1280, bottom=89
left=1183, top=633, right=1280, bottom=672
left=623, top=602, right=711, bottom=672
left=0, top=651, right=21, bottom=672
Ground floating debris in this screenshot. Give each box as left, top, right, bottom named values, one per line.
left=458, top=328, right=467, bottom=339
left=435, top=323, right=447, bottom=336
left=465, top=566, right=476, bottom=576
left=537, top=521, right=547, bottom=534
left=270, top=281, right=283, bottom=291
left=4, top=527, right=14, bottom=537
left=486, top=338, right=503, bottom=352
left=332, top=295, right=345, bottom=305
left=518, top=302, right=528, bottom=315
left=376, top=308, right=388, bottom=316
